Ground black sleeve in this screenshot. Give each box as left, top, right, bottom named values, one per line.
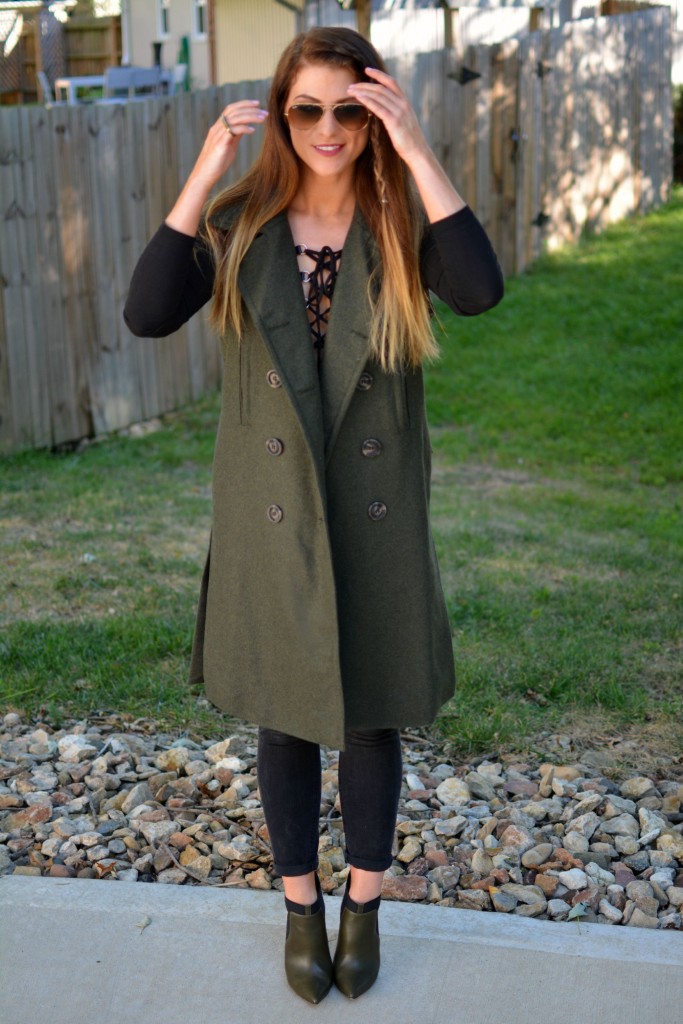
left=123, top=222, right=216, bottom=338
left=419, top=206, right=504, bottom=316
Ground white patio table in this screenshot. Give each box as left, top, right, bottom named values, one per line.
left=54, top=75, right=105, bottom=105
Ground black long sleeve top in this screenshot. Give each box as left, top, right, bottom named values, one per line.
left=123, top=205, right=504, bottom=340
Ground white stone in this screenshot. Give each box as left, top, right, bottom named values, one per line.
left=548, top=899, right=570, bottom=919
left=599, top=899, right=623, bottom=924
left=435, top=777, right=470, bottom=805
left=433, top=815, right=467, bottom=837
left=57, top=734, right=98, bottom=762
left=558, top=868, right=589, bottom=890
left=566, top=812, right=601, bottom=841
left=215, top=756, right=248, bottom=773
left=562, top=832, right=589, bottom=854
left=620, top=776, right=656, bottom=800
left=215, top=835, right=258, bottom=862
left=585, top=862, right=616, bottom=886
left=138, top=821, right=179, bottom=846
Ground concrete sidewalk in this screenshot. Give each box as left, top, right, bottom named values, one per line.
left=1, top=874, right=681, bottom=1024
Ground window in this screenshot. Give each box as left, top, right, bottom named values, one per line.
left=193, top=0, right=208, bottom=39
left=158, top=0, right=171, bottom=38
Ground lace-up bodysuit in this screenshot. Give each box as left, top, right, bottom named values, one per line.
left=295, top=243, right=342, bottom=368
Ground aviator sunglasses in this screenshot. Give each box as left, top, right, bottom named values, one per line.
left=284, top=102, right=371, bottom=132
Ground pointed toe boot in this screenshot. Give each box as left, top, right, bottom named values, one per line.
left=333, top=902, right=380, bottom=999
left=284, top=879, right=333, bottom=1004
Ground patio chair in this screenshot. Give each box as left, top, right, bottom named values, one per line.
left=36, top=71, right=65, bottom=108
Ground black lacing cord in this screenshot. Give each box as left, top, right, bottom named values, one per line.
left=295, top=243, right=342, bottom=364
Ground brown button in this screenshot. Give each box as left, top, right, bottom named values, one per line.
left=266, top=369, right=282, bottom=388
left=361, top=438, right=382, bottom=459
left=266, top=437, right=284, bottom=456
left=357, top=372, right=374, bottom=391
left=267, top=504, right=283, bottom=523
left=368, top=501, right=387, bottom=521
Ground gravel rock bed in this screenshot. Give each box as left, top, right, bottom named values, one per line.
left=1, top=711, right=682, bottom=929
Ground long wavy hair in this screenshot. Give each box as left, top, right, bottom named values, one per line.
left=202, top=27, right=438, bottom=372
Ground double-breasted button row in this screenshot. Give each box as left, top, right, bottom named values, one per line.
left=368, top=501, right=387, bottom=521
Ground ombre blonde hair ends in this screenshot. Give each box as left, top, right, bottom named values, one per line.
left=201, top=27, right=439, bottom=372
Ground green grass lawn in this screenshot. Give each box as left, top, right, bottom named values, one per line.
left=2, top=188, right=682, bottom=771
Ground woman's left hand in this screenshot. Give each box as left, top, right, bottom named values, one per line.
left=347, top=67, right=430, bottom=165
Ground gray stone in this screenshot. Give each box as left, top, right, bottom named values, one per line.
left=433, top=816, right=467, bottom=838
left=614, top=835, right=640, bottom=856
left=491, top=890, right=517, bottom=913
left=600, top=813, right=639, bottom=838
left=603, top=795, right=637, bottom=819
left=500, top=883, right=546, bottom=905
left=426, top=866, right=461, bottom=890
left=465, top=772, right=496, bottom=801
left=120, top=782, right=155, bottom=815
left=156, top=867, right=187, bottom=884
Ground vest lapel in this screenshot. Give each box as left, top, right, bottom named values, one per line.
left=319, top=205, right=378, bottom=464
left=237, top=211, right=325, bottom=476
left=236, top=205, right=379, bottom=474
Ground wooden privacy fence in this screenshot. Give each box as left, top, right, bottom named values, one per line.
left=0, top=9, right=673, bottom=453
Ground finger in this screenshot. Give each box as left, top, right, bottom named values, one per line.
left=347, top=88, right=402, bottom=122
left=363, top=67, right=405, bottom=98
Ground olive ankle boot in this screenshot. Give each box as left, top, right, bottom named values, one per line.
left=332, top=877, right=381, bottom=999
left=283, top=873, right=333, bottom=1004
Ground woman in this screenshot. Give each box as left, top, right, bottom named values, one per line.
left=124, top=27, right=503, bottom=1004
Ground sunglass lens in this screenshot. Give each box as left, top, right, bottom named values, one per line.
left=287, top=104, right=322, bottom=129
left=334, top=104, right=368, bottom=130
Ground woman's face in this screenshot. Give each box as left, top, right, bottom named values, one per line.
left=284, top=63, right=370, bottom=181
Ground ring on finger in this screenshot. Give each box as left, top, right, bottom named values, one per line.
left=221, top=113, right=233, bottom=135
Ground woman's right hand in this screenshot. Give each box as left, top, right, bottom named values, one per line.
left=189, top=100, right=269, bottom=191
left=165, top=100, right=268, bottom=237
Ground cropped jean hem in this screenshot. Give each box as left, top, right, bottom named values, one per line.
left=346, top=853, right=394, bottom=872
left=273, top=856, right=319, bottom=878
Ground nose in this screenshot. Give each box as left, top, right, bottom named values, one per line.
left=318, top=107, right=341, bottom=136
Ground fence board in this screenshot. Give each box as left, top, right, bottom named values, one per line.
left=0, top=9, right=674, bottom=453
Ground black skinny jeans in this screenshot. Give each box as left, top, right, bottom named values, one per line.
left=257, top=726, right=403, bottom=877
